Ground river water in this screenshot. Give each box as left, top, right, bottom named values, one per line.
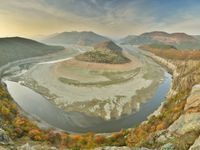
left=4, top=72, right=171, bottom=133
left=2, top=46, right=172, bottom=133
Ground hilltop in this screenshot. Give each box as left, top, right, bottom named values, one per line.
left=75, top=41, right=130, bottom=64
left=0, top=37, right=64, bottom=66
left=43, top=31, right=110, bottom=46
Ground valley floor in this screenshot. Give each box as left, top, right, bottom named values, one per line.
left=13, top=46, right=165, bottom=120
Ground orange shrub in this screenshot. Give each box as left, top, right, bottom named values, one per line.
left=28, top=129, right=43, bottom=141
left=70, top=134, right=82, bottom=141
left=14, top=117, right=26, bottom=127
left=156, top=122, right=167, bottom=131
left=95, top=135, right=106, bottom=144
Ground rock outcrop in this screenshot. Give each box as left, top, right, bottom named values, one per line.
left=0, top=128, right=13, bottom=145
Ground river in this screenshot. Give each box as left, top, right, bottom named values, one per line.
left=1, top=46, right=172, bottom=133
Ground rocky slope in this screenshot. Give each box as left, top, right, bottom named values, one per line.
left=126, top=47, right=200, bottom=150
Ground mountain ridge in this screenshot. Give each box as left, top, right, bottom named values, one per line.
left=121, top=31, right=200, bottom=49
left=43, top=31, right=110, bottom=46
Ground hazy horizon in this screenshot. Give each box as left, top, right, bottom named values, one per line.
left=1, top=0, right=200, bottom=38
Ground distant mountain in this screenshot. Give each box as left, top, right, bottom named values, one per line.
left=0, top=37, right=64, bottom=66
left=120, top=34, right=158, bottom=45
left=141, top=31, right=197, bottom=44
left=43, top=31, right=110, bottom=46
left=75, top=41, right=130, bottom=64
left=121, top=31, right=200, bottom=50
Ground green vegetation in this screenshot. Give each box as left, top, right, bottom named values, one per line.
left=0, top=37, right=64, bottom=66
left=76, top=41, right=130, bottom=64
left=76, top=50, right=130, bottom=64
left=147, top=44, right=177, bottom=50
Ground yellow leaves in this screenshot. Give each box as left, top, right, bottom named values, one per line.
left=1, top=106, right=10, bottom=115
left=14, top=116, right=26, bottom=127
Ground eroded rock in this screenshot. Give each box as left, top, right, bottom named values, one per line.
left=168, top=113, right=200, bottom=134
left=184, top=84, right=200, bottom=112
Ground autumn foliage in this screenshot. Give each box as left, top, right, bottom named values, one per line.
left=140, top=45, right=200, bottom=60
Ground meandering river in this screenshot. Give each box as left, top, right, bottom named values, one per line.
left=1, top=45, right=172, bottom=133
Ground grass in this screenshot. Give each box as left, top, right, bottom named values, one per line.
left=59, top=68, right=140, bottom=87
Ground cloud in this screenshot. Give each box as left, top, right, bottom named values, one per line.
left=0, top=0, right=200, bottom=37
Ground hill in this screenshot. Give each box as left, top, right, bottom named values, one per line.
left=43, top=31, right=110, bottom=46
left=0, top=37, right=64, bottom=66
left=121, top=31, right=200, bottom=50
left=141, top=31, right=197, bottom=44
left=121, top=35, right=159, bottom=45
left=75, top=41, right=130, bottom=64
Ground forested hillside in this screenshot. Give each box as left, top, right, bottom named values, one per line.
left=0, top=37, right=64, bottom=66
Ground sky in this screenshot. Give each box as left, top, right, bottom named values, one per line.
left=1, top=0, right=200, bottom=38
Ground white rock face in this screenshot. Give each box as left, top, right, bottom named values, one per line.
left=168, top=113, right=200, bottom=134
left=184, top=84, right=200, bottom=111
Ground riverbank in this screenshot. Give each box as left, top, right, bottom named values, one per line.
left=126, top=47, right=200, bottom=150
left=4, top=71, right=171, bottom=133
